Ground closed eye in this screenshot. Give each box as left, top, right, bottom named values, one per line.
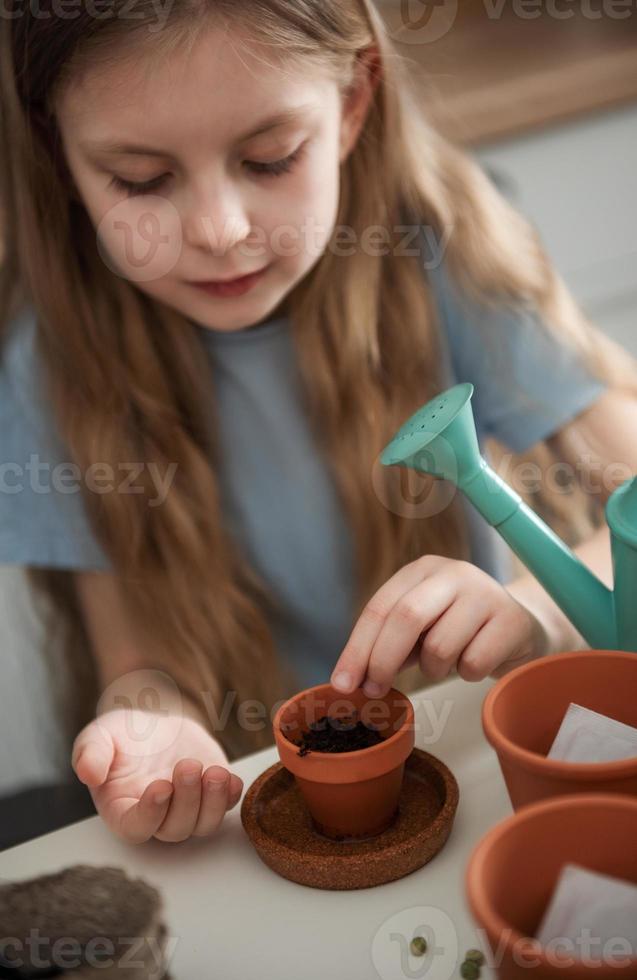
left=109, top=144, right=306, bottom=198
left=244, top=144, right=305, bottom=177
left=109, top=173, right=171, bottom=197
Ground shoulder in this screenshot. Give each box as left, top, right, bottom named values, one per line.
left=0, top=304, right=110, bottom=570
left=421, top=247, right=610, bottom=453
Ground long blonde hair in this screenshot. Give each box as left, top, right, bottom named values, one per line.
left=2, top=0, right=636, bottom=760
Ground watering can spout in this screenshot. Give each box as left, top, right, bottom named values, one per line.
left=380, top=383, right=633, bottom=652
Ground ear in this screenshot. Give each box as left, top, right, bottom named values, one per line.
left=339, top=44, right=383, bottom=165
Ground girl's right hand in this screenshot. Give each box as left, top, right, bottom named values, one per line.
left=71, top=706, right=244, bottom=844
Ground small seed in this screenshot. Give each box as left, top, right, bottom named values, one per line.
left=460, top=961, right=480, bottom=979
left=465, top=949, right=485, bottom=966
left=409, top=936, right=428, bottom=956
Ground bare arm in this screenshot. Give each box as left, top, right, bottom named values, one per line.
left=74, top=569, right=210, bottom=728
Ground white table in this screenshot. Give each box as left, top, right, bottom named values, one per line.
left=0, top=675, right=511, bottom=980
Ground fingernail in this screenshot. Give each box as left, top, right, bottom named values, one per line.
left=331, top=671, right=352, bottom=692
left=363, top=680, right=382, bottom=697
left=181, top=769, right=201, bottom=786
left=154, top=789, right=173, bottom=805
left=205, top=778, right=228, bottom=792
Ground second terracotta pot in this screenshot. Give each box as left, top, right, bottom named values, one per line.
left=273, top=683, right=415, bottom=840
left=482, top=650, right=637, bottom=809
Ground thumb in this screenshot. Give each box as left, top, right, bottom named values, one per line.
left=72, top=727, right=115, bottom=787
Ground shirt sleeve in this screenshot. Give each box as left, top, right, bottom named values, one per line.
left=427, top=259, right=610, bottom=454
left=0, top=307, right=111, bottom=570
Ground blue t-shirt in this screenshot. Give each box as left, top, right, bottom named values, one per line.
left=0, top=254, right=609, bottom=686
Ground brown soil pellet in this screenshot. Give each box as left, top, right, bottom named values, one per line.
left=294, top=710, right=384, bottom=756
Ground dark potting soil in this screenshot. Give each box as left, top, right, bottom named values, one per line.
left=294, top=711, right=384, bottom=756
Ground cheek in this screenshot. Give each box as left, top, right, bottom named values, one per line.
left=70, top=163, right=185, bottom=285
left=303, top=135, right=342, bottom=239
left=260, top=152, right=340, bottom=266
left=94, top=193, right=184, bottom=284
left=298, top=137, right=340, bottom=213
left=305, top=157, right=340, bottom=219
left=300, top=159, right=340, bottom=261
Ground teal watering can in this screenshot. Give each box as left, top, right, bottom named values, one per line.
left=380, top=383, right=637, bottom=652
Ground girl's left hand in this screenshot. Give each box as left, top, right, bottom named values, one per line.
left=330, top=555, right=551, bottom=697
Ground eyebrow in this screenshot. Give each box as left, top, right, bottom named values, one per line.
left=80, top=103, right=317, bottom=158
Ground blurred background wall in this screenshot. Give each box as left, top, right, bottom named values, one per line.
left=377, top=0, right=637, bottom=353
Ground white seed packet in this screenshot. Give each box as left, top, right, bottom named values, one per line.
left=547, top=703, right=637, bottom=763
left=536, top=864, right=637, bottom=958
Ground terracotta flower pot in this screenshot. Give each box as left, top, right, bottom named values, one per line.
left=273, top=683, right=415, bottom=840
left=482, top=650, right=637, bottom=810
left=465, top=793, right=637, bottom=979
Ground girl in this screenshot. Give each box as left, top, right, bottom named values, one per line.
left=1, top=0, right=636, bottom=846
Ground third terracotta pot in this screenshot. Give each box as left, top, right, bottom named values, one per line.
left=465, top=793, right=637, bottom=979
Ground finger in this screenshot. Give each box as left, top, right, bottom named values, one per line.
left=330, top=556, right=445, bottom=693
left=401, top=637, right=427, bottom=672
left=72, top=729, right=115, bottom=788
left=457, top=614, right=515, bottom=682
left=105, top=780, right=174, bottom=844
left=192, top=766, right=233, bottom=837
left=226, top=774, right=244, bottom=810
left=154, top=759, right=203, bottom=843
left=362, top=574, right=458, bottom=696
left=418, top=595, right=493, bottom=683
left=193, top=771, right=244, bottom=834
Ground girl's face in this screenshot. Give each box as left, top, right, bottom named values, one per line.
left=55, top=25, right=373, bottom=333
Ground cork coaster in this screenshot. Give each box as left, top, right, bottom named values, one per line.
left=240, top=748, right=459, bottom=890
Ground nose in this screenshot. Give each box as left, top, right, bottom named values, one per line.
left=182, top=177, right=252, bottom=254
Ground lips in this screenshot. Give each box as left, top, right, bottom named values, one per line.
left=191, top=269, right=266, bottom=285
left=188, top=265, right=269, bottom=298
